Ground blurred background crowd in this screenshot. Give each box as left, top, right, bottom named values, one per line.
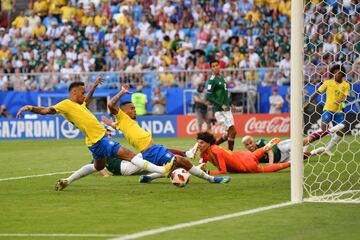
left=0, top=0, right=358, bottom=90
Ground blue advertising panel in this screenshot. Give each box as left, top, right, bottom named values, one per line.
left=0, top=114, right=177, bottom=140
left=0, top=117, right=58, bottom=140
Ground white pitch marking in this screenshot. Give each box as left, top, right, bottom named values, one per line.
left=0, top=171, right=74, bottom=182
left=0, top=233, right=120, bottom=238
left=110, top=201, right=297, bottom=240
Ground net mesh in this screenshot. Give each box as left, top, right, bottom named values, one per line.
left=303, top=0, right=360, bottom=202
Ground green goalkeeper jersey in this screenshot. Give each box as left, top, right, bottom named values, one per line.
left=105, top=157, right=123, bottom=175
left=206, top=74, right=231, bottom=112
left=256, top=139, right=281, bottom=163
left=91, top=157, right=123, bottom=175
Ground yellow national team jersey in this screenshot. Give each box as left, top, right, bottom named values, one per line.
left=53, top=99, right=106, bottom=146
left=318, top=79, right=350, bottom=112
left=114, top=109, right=152, bottom=152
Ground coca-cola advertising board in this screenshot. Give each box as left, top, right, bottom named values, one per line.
left=177, top=113, right=290, bottom=137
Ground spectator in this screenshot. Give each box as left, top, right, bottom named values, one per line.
left=278, top=52, right=291, bottom=85
left=131, top=86, right=148, bottom=116
left=193, top=83, right=211, bottom=132
left=0, top=104, right=12, bottom=118
left=248, top=45, right=260, bottom=67
left=43, top=12, right=58, bottom=29
left=33, top=0, right=49, bottom=19
left=46, top=21, right=62, bottom=40
left=125, top=31, right=140, bottom=59
left=269, top=87, right=284, bottom=114
left=125, top=58, right=142, bottom=85
left=263, top=68, right=276, bottom=86
left=152, top=87, right=166, bottom=115
left=159, top=63, right=175, bottom=87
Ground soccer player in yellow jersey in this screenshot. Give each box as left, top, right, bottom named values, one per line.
left=105, top=84, right=231, bottom=184
left=16, top=77, right=169, bottom=191
left=305, top=64, right=350, bottom=155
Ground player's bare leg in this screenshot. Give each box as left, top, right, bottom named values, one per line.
left=304, top=122, right=344, bottom=146
left=227, top=126, right=237, bottom=151
left=304, top=130, right=329, bottom=145
left=215, top=134, right=228, bottom=146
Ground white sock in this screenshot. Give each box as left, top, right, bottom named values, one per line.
left=325, top=134, right=342, bottom=153
left=67, top=164, right=97, bottom=183
left=131, top=153, right=164, bottom=174
left=147, top=173, right=164, bottom=180
left=188, top=166, right=214, bottom=182
left=120, top=161, right=142, bottom=176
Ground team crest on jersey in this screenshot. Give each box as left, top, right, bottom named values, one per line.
left=207, top=84, right=212, bottom=90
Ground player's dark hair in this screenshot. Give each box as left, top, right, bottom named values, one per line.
left=197, top=132, right=216, bottom=145
left=68, top=81, right=85, bottom=92
left=210, top=59, right=219, bottom=67
left=330, top=64, right=346, bottom=76
left=120, top=101, right=133, bottom=108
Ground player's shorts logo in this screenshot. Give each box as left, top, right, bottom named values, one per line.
left=61, top=120, right=80, bottom=139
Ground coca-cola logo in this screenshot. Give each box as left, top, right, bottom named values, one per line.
left=244, top=117, right=290, bottom=134
left=186, top=118, right=224, bottom=135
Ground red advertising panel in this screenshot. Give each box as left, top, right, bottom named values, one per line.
left=177, top=113, right=290, bottom=137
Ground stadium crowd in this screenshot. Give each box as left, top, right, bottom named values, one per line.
left=0, top=0, right=358, bottom=90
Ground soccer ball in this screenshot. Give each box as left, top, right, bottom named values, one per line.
left=170, top=168, right=190, bottom=187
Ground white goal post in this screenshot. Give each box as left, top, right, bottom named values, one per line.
left=290, top=0, right=304, bottom=203
left=291, top=0, right=360, bottom=203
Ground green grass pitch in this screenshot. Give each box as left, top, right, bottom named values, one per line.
left=0, top=137, right=359, bottom=240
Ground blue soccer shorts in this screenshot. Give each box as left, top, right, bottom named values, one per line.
left=142, top=144, right=175, bottom=166
left=88, top=135, right=121, bottom=161
left=321, top=110, right=345, bottom=126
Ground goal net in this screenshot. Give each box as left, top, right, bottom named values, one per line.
left=302, top=0, right=360, bottom=203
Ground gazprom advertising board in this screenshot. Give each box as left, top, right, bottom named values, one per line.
left=0, top=115, right=177, bottom=140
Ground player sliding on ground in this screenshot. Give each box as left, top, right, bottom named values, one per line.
left=304, top=64, right=350, bottom=156
left=197, top=132, right=290, bottom=174
left=16, top=77, right=172, bottom=191
left=241, top=124, right=344, bottom=164
left=139, top=132, right=289, bottom=182
left=89, top=128, right=198, bottom=177
left=105, top=84, right=231, bottom=184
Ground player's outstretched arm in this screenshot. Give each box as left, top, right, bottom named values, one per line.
left=16, top=105, right=56, bottom=118
left=84, top=76, right=104, bottom=106
left=107, top=84, right=132, bottom=115
left=267, top=150, right=274, bottom=165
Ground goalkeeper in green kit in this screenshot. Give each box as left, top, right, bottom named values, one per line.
left=205, top=59, right=237, bottom=151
